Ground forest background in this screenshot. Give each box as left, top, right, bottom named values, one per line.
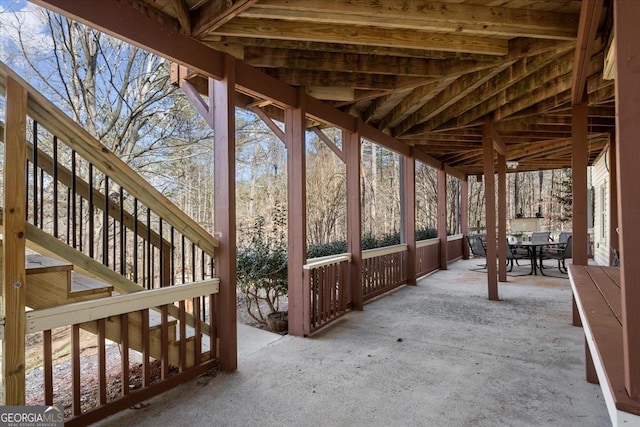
left=0, top=2, right=575, bottom=281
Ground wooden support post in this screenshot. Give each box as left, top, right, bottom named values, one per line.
left=401, top=153, right=416, bottom=285
left=572, top=98, right=589, bottom=266
left=608, top=131, right=618, bottom=265
left=482, top=121, right=498, bottom=301
left=585, top=338, right=599, bottom=384
left=460, top=178, right=470, bottom=260
left=572, top=96, right=588, bottom=327
left=2, top=77, right=28, bottom=405
left=497, top=154, right=507, bottom=282
left=614, top=0, right=640, bottom=399
left=345, top=128, right=363, bottom=310
left=213, top=56, right=237, bottom=371
left=437, top=168, right=448, bottom=269
left=286, top=88, right=308, bottom=336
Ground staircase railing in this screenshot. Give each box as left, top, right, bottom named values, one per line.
left=0, top=60, right=221, bottom=419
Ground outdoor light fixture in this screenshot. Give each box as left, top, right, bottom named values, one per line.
left=506, top=161, right=519, bottom=169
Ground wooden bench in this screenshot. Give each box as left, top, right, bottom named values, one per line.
left=569, top=265, right=640, bottom=426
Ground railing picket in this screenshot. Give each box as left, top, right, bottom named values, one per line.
left=98, top=318, right=107, bottom=405
left=43, top=330, right=53, bottom=405
left=103, top=176, right=109, bottom=266
left=120, top=313, right=130, bottom=396
left=141, top=309, right=150, bottom=387
left=120, top=187, right=125, bottom=276
left=194, top=296, right=202, bottom=367
left=72, top=324, right=81, bottom=416
left=71, top=150, right=77, bottom=248
left=32, top=120, right=38, bottom=227
left=88, top=164, right=94, bottom=257
left=161, top=305, right=169, bottom=379
left=133, top=198, right=138, bottom=283
left=146, top=208, right=152, bottom=289
left=52, top=136, right=59, bottom=238
left=179, top=301, right=187, bottom=372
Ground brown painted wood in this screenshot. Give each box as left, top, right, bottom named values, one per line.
left=608, top=132, right=619, bottom=264
left=141, top=309, right=150, bottom=387
left=585, top=338, right=599, bottom=384
left=615, top=0, right=640, bottom=399
left=497, top=153, right=507, bottom=282
left=65, top=359, right=217, bottom=427
left=437, top=168, right=448, bottom=270
left=161, top=305, right=169, bottom=380
left=193, top=297, right=202, bottom=367
left=460, top=179, right=470, bottom=260
left=570, top=265, right=640, bottom=415
left=286, top=88, right=309, bottom=336
left=482, top=121, right=498, bottom=300
left=120, top=313, right=130, bottom=396
left=98, top=318, right=107, bottom=405
left=72, top=324, right=81, bottom=416
left=2, top=77, right=27, bottom=405
left=179, top=300, right=187, bottom=372
left=44, top=329, right=53, bottom=405
left=571, top=0, right=603, bottom=106
left=402, top=155, right=416, bottom=285
left=572, top=99, right=589, bottom=266
left=345, top=128, right=363, bottom=311
left=213, top=55, right=238, bottom=368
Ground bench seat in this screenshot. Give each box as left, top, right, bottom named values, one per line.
left=569, top=265, right=640, bottom=426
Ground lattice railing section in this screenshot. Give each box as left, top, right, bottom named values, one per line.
left=362, top=244, right=408, bottom=302
left=303, top=254, right=352, bottom=334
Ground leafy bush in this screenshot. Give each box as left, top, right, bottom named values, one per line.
left=236, top=211, right=288, bottom=324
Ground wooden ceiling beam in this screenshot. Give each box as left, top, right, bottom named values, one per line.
left=244, top=47, right=498, bottom=78
left=392, top=64, right=511, bottom=136
left=171, top=0, right=191, bottom=34
left=191, top=0, right=259, bottom=38
left=262, top=69, right=424, bottom=90
left=225, top=37, right=499, bottom=61
left=377, top=76, right=458, bottom=130
left=212, top=18, right=509, bottom=55
left=402, top=48, right=574, bottom=137
left=247, top=0, right=579, bottom=40
left=571, top=0, right=604, bottom=105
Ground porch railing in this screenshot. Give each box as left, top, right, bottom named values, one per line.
left=0, top=61, right=221, bottom=416
left=416, top=238, right=440, bottom=277
left=25, top=280, right=219, bottom=426
left=303, top=254, right=352, bottom=333
left=447, top=234, right=464, bottom=262
left=362, top=244, right=408, bottom=302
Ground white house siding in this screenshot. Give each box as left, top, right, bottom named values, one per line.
left=592, top=147, right=610, bottom=266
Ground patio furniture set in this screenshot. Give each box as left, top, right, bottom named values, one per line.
left=467, top=231, right=572, bottom=276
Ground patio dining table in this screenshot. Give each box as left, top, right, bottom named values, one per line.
left=509, top=241, right=562, bottom=276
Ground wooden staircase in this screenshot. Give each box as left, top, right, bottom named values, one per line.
left=1, top=248, right=203, bottom=368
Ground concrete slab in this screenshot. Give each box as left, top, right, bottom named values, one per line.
left=94, top=260, right=609, bottom=427
left=237, top=323, right=284, bottom=358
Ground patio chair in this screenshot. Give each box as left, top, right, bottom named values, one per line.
left=467, top=235, right=487, bottom=270
left=539, top=236, right=572, bottom=273
left=506, top=242, right=529, bottom=272
left=531, top=231, right=551, bottom=244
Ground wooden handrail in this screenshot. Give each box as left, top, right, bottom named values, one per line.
left=303, top=253, right=351, bottom=270
left=26, top=279, right=219, bottom=333
left=362, top=244, right=408, bottom=260
left=416, top=238, right=439, bottom=248
left=0, top=62, right=218, bottom=257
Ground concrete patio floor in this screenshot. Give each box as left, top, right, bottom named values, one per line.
left=95, top=259, right=609, bottom=427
